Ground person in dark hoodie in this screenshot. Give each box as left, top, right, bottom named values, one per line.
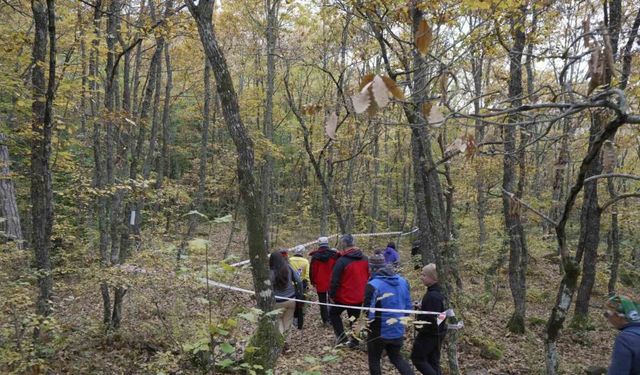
left=411, top=263, right=447, bottom=375
left=309, top=236, right=337, bottom=326
left=364, top=253, right=414, bottom=375
left=329, top=234, right=369, bottom=347
left=605, top=294, right=640, bottom=374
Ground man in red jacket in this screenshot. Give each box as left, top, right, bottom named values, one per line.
left=309, top=236, right=337, bottom=326
left=329, top=234, right=369, bottom=348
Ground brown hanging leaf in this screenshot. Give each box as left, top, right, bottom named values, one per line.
left=381, top=76, right=404, bottom=99
left=372, top=75, right=390, bottom=109
left=465, top=134, right=477, bottom=159
left=582, top=19, right=591, bottom=48
left=415, top=18, right=432, bottom=56
left=602, top=140, right=616, bottom=173
left=439, top=73, right=448, bottom=103
left=325, top=112, right=338, bottom=140
left=352, top=81, right=373, bottom=114
left=359, top=73, right=376, bottom=91
left=421, top=102, right=432, bottom=119
left=588, top=48, right=603, bottom=94
left=445, top=137, right=467, bottom=155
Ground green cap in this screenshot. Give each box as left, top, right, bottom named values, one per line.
left=608, top=295, right=640, bottom=322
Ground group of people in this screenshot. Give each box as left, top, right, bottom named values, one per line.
left=268, top=234, right=446, bottom=375
left=267, top=234, right=640, bottom=374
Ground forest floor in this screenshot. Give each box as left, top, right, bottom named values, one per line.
left=1, top=219, right=637, bottom=374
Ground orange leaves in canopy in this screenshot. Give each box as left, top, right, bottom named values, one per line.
left=415, top=18, right=433, bottom=56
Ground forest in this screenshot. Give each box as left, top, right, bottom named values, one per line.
left=1, top=0, right=639, bottom=373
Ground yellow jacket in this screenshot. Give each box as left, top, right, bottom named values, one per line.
left=289, top=255, right=310, bottom=283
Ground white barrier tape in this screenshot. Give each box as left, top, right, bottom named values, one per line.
left=202, top=277, right=454, bottom=317
left=230, top=227, right=419, bottom=268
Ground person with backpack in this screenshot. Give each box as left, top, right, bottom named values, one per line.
left=411, top=263, right=447, bottom=375
left=269, top=250, right=298, bottom=353
left=329, top=234, right=369, bottom=348
left=289, top=245, right=310, bottom=291
left=605, top=294, right=640, bottom=374
left=364, top=253, right=415, bottom=375
left=309, top=236, right=337, bottom=326
left=287, top=245, right=309, bottom=329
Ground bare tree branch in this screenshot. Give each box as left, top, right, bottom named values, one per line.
left=600, top=192, right=640, bottom=212
left=584, top=173, right=640, bottom=183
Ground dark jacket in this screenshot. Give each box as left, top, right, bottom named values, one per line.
left=609, top=322, right=640, bottom=374
left=329, top=247, right=369, bottom=305
left=309, top=246, right=337, bottom=293
left=365, top=267, right=412, bottom=340
left=416, top=283, right=447, bottom=338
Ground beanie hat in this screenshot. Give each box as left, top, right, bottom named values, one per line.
left=369, top=253, right=386, bottom=271
left=317, top=236, right=329, bottom=247
left=293, top=245, right=305, bottom=255
left=340, top=234, right=354, bottom=246
left=608, top=294, right=640, bottom=322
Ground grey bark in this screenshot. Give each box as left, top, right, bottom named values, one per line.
left=30, top=0, right=55, bottom=320
left=471, top=47, right=486, bottom=251
left=503, top=11, right=528, bottom=334
left=260, top=0, right=279, bottom=247
left=156, top=29, right=172, bottom=190
left=0, top=133, right=24, bottom=248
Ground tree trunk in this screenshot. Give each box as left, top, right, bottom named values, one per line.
left=186, top=1, right=279, bottom=371
left=407, top=3, right=460, bottom=372
left=188, top=57, right=212, bottom=237
left=370, top=125, right=380, bottom=234
left=30, top=0, right=55, bottom=321
left=544, top=114, right=626, bottom=374
left=142, top=38, right=164, bottom=180
left=503, top=11, right=528, bottom=334
left=0, top=133, right=24, bottom=249
left=156, top=15, right=172, bottom=190
left=471, top=47, right=486, bottom=251
left=260, top=0, right=279, bottom=247
left=130, top=0, right=146, bottom=117
left=572, top=113, right=604, bottom=326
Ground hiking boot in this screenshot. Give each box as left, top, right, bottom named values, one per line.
left=346, top=339, right=359, bottom=349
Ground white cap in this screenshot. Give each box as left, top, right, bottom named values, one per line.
left=317, top=236, right=329, bottom=246
left=293, top=245, right=305, bottom=255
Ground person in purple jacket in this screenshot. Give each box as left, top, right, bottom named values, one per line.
left=605, top=294, right=640, bottom=374
left=383, top=242, right=400, bottom=267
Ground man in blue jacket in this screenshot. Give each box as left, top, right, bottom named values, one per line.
left=606, top=294, right=640, bottom=374
left=364, top=253, right=414, bottom=375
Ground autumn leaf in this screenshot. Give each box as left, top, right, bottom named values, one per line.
left=352, top=81, right=373, bottom=114
left=415, top=18, right=432, bottom=56
left=381, top=76, right=404, bottom=99
left=602, top=140, right=616, bottom=173
left=427, top=104, right=445, bottom=127
left=372, top=75, right=390, bottom=108
left=445, top=137, right=467, bottom=155
left=325, top=112, right=338, bottom=140
left=421, top=101, right=433, bottom=119
left=359, top=73, right=375, bottom=91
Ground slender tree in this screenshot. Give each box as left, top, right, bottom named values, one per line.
left=186, top=0, right=280, bottom=370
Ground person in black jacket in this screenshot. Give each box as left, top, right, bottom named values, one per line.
left=411, top=263, right=447, bottom=375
